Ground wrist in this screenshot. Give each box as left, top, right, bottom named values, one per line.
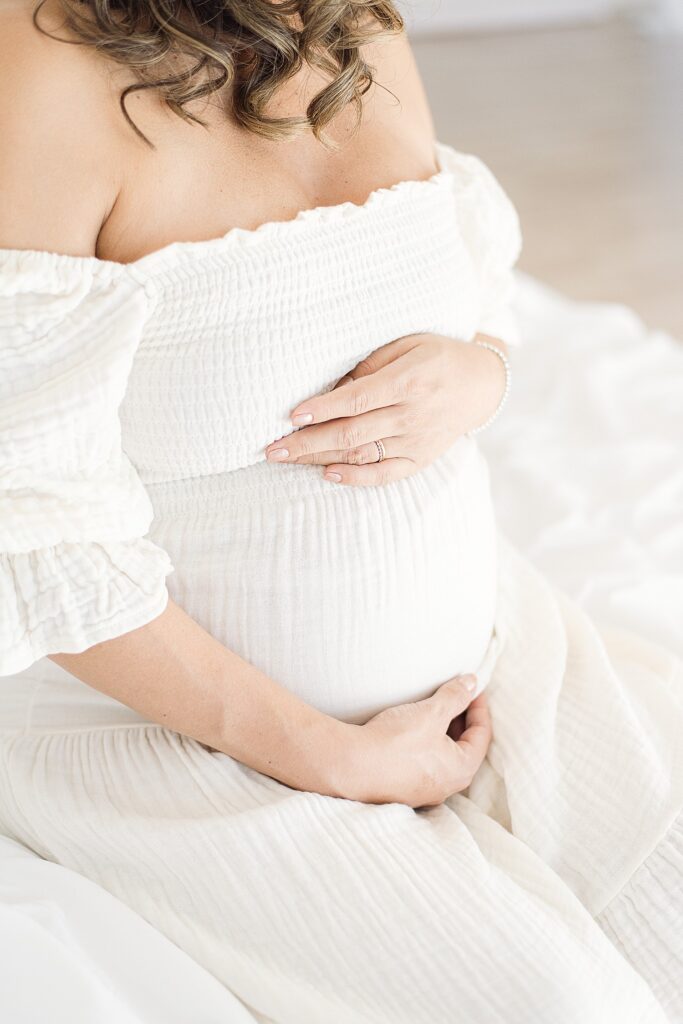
left=312, top=718, right=369, bottom=800
left=467, top=336, right=510, bottom=435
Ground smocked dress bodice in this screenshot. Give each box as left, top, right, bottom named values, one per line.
left=0, top=141, right=522, bottom=722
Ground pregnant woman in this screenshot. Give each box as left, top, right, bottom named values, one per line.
left=1, top=2, right=682, bottom=1021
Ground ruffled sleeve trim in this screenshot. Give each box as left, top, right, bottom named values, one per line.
left=0, top=539, right=173, bottom=676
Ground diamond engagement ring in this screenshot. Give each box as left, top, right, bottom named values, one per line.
left=374, top=439, right=386, bottom=463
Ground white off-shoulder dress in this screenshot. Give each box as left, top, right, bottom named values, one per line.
left=1, top=141, right=682, bottom=1023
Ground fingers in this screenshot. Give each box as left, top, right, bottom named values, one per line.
left=454, top=693, right=492, bottom=771
left=288, top=438, right=400, bottom=467
left=264, top=430, right=420, bottom=485
left=265, top=408, right=397, bottom=463
left=422, top=684, right=491, bottom=806
left=338, top=336, right=419, bottom=379
left=288, top=357, right=411, bottom=426
left=282, top=333, right=427, bottom=431
left=428, top=674, right=478, bottom=728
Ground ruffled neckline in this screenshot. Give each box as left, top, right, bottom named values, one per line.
left=0, top=144, right=456, bottom=279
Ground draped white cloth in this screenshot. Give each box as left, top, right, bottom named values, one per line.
left=1, top=519, right=681, bottom=1023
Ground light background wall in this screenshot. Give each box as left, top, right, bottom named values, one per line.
left=401, top=0, right=680, bottom=32
left=640, top=0, right=683, bottom=30
left=407, top=10, right=683, bottom=336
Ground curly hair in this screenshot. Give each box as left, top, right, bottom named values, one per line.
left=33, top=0, right=404, bottom=147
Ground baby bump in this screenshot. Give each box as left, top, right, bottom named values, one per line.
left=148, top=437, right=499, bottom=724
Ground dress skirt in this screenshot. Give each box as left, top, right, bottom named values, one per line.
left=1, top=535, right=682, bottom=1024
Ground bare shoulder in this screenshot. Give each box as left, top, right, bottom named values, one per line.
left=360, top=25, right=437, bottom=171
left=0, top=0, right=128, bottom=256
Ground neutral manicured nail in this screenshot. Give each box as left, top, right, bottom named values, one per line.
left=324, top=472, right=342, bottom=483
left=463, top=675, right=477, bottom=692
left=267, top=448, right=289, bottom=461
left=292, top=412, right=313, bottom=425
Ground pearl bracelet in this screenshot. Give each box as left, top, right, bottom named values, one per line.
left=466, top=339, right=511, bottom=436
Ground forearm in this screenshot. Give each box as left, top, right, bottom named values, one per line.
left=49, top=597, right=355, bottom=797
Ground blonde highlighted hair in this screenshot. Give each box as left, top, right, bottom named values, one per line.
left=33, top=0, right=404, bottom=146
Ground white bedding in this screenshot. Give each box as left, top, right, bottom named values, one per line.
left=1, top=272, right=681, bottom=1022
left=482, top=273, right=683, bottom=657
left=0, top=834, right=254, bottom=1024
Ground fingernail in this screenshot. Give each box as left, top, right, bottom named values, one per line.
left=267, top=448, right=289, bottom=461
left=324, top=472, right=342, bottom=483
left=292, top=412, right=313, bottom=425
left=463, top=675, right=477, bottom=692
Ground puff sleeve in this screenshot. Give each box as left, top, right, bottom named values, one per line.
left=435, top=141, right=523, bottom=346
left=0, top=251, right=174, bottom=676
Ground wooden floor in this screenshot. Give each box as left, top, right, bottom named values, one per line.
left=412, top=21, right=683, bottom=338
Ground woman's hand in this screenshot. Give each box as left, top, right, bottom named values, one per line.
left=337, top=675, right=492, bottom=808
left=264, top=333, right=508, bottom=486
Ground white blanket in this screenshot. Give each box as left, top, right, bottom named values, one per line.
left=1, top=273, right=682, bottom=1022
